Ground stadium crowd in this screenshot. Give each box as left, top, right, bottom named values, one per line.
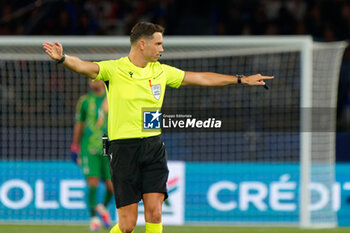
left=0, top=0, right=349, bottom=41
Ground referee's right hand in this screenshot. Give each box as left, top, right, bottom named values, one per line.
left=43, top=41, right=64, bottom=61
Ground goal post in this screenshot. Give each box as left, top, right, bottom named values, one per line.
left=0, top=36, right=346, bottom=227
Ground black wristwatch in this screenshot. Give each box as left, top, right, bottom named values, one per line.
left=57, top=54, right=66, bottom=64
left=236, top=74, right=244, bottom=84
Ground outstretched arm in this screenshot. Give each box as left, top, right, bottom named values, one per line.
left=43, top=41, right=99, bottom=79
left=181, top=72, right=274, bottom=87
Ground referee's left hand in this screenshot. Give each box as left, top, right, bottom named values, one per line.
left=241, top=74, right=274, bottom=86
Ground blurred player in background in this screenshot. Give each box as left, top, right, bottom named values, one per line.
left=43, top=22, right=273, bottom=233
left=71, top=80, right=113, bottom=231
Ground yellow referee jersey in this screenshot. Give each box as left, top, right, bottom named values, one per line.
left=93, top=56, right=185, bottom=140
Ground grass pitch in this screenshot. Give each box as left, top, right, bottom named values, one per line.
left=0, top=225, right=349, bottom=233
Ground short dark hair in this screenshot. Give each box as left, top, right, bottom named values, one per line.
left=130, top=22, right=165, bottom=44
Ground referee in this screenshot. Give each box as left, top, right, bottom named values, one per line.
left=43, top=22, right=273, bottom=233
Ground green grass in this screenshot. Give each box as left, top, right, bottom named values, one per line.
left=0, top=225, right=350, bottom=233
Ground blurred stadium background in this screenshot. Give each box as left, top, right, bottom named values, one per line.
left=1, top=0, right=350, bottom=232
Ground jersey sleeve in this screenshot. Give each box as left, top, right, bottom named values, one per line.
left=93, top=60, right=114, bottom=81
left=162, top=64, right=185, bottom=88
left=75, top=95, right=87, bottom=123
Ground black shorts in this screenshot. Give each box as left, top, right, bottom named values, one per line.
left=108, top=136, right=169, bottom=208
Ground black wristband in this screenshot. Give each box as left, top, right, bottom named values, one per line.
left=236, top=74, right=244, bottom=84
left=57, top=54, right=66, bottom=64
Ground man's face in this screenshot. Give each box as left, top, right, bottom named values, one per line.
left=143, top=32, right=164, bottom=62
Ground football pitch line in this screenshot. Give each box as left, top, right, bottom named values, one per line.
left=0, top=225, right=350, bottom=233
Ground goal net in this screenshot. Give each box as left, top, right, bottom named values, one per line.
left=0, top=36, right=346, bottom=227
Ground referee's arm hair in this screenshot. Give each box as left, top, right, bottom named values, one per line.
left=181, top=72, right=274, bottom=87
left=43, top=41, right=99, bottom=79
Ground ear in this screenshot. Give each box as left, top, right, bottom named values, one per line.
left=138, top=39, right=146, bottom=51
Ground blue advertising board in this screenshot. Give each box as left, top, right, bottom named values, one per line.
left=1, top=161, right=350, bottom=226
left=185, top=163, right=299, bottom=224
left=0, top=161, right=115, bottom=222
left=336, top=164, right=350, bottom=226
left=185, top=163, right=350, bottom=226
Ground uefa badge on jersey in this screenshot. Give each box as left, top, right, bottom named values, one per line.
left=143, top=110, right=162, bottom=129
left=151, top=84, right=161, bottom=100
